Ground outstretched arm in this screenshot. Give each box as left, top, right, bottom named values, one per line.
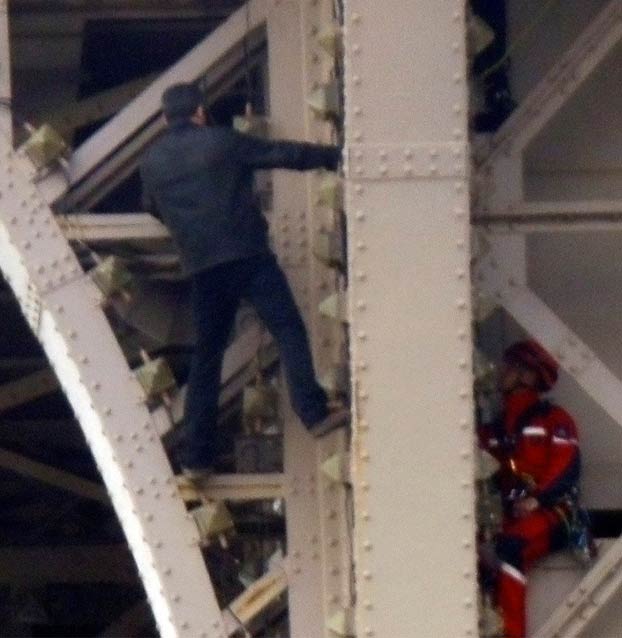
left=234, top=131, right=341, bottom=172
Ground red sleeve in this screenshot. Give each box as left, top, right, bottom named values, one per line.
left=535, top=408, right=580, bottom=506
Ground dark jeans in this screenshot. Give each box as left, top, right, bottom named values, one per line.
left=182, top=253, right=328, bottom=467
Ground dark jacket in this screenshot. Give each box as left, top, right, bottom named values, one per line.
left=140, top=121, right=341, bottom=275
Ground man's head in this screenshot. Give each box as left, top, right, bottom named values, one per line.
left=500, top=340, right=559, bottom=395
left=162, top=83, right=206, bottom=125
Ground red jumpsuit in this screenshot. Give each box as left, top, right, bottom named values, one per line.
left=480, top=389, right=580, bottom=638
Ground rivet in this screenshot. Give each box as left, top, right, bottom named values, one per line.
left=115, top=434, right=123, bottom=442
left=327, top=509, right=337, bottom=520
left=80, top=355, right=88, bottom=364
left=364, top=628, right=374, bottom=637
left=353, top=75, right=362, bottom=86
left=356, top=272, right=367, bottom=282
left=360, top=451, right=370, bottom=461
left=361, top=481, right=370, bottom=491
left=363, top=570, right=372, bottom=580
left=136, top=445, right=144, bottom=453
left=329, top=538, right=339, bottom=547
left=354, top=106, right=363, bottom=116
left=103, top=407, right=112, bottom=416
left=352, top=12, right=361, bottom=23
left=330, top=566, right=340, bottom=576
left=356, top=300, right=367, bottom=311
left=362, top=511, right=371, bottom=521
left=355, top=210, right=365, bottom=221
left=356, top=241, right=367, bottom=251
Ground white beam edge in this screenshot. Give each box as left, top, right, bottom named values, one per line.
left=484, top=0, right=622, bottom=164
left=177, top=472, right=284, bottom=502
left=0, top=142, right=226, bottom=638
left=58, top=212, right=170, bottom=242
left=68, top=0, right=267, bottom=186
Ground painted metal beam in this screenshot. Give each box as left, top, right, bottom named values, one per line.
left=266, top=2, right=353, bottom=635
left=476, top=0, right=622, bottom=218
left=477, top=232, right=622, bottom=430
left=66, top=0, right=267, bottom=189
left=224, top=564, right=287, bottom=634
left=533, top=538, right=622, bottom=638
left=0, top=368, right=59, bottom=414
left=0, top=0, right=10, bottom=143
left=46, top=74, right=158, bottom=139
left=58, top=213, right=169, bottom=243
left=177, top=472, right=284, bottom=503
left=0, top=447, right=109, bottom=503
left=0, top=135, right=226, bottom=637
left=344, top=1, right=476, bottom=637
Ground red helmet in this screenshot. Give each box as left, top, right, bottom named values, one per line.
left=503, top=340, right=559, bottom=391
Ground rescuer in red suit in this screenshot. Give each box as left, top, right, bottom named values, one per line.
left=479, top=340, right=581, bottom=638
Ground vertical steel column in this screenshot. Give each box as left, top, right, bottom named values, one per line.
left=0, top=0, right=11, bottom=142
left=268, top=1, right=350, bottom=635
left=344, top=2, right=477, bottom=637
left=268, top=3, right=325, bottom=636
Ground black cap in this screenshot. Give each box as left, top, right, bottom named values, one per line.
left=162, top=83, right=203, bottom=121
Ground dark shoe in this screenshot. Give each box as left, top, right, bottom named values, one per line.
left=308, top=407, right=350, bottom=438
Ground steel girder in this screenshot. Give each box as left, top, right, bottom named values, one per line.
left=475, top=0, right=622, bottom=220
left=343, top=1, right=477, bottom=637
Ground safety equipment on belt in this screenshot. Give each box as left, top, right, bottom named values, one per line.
left=503, top=340, right=559, bottom=391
